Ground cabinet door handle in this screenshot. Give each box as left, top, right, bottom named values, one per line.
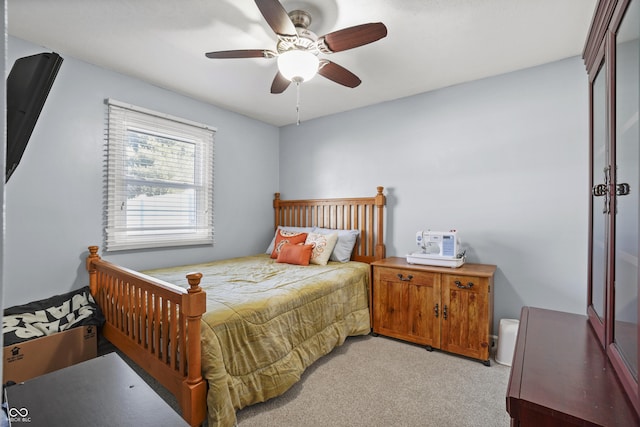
left=443, top=304, right=448, bottom=320
left=592, top=183, right=607, bottom=196
left=434, top=303, right=439, bottom=318
left=455, top=280, right=474, bottom=289
left=617, top=183, right=631, bottom=196
left=397, top=273, right=413, bottom=282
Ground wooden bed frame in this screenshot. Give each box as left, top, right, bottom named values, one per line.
left=86, top=186, right=386, bottom=426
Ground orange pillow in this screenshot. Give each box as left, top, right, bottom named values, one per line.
left=271, top=229, right=308, bottom=258
left=276, top=243, right=314, bottom=266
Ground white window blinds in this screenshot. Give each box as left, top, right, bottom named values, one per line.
left=105, top=99, right=215, bottom=251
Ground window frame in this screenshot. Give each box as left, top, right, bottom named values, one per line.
left=104, top=99, right=215, bottom=251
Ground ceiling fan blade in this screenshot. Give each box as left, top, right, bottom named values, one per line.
left=317, top=23, right=387, bottom=53
left=271, top=71, right=291, bottom=94
left=254, top=0, right=297, bottom=39
left=205, top=49, right=275, bottom=59
left=317, top=60, right=361, bottom=88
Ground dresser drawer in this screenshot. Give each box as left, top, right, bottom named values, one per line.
left=375, top=266, right=438, bottom=287
left=442, top=274, right=488, bottom=293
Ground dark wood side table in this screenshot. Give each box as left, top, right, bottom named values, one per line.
left=4, top=352, right=189, bottom=427
left=506, top=307, right=639, bottom=426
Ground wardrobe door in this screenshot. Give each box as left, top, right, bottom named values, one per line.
left=612, top=0, right=639, bottom=397
left=589, top=59, right=609, bottom=343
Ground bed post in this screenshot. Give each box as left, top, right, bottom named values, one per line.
left=273, top=192, right=281, bottom=229
left=181, top=272, right=207, bottom=427
left=86, top=245, right=100, bottom=295
left=375, top=186, right=386, bottom=260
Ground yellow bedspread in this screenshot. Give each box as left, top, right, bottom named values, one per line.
left=143, top=254, right=371, bottom=427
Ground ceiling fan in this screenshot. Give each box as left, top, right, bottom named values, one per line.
left=205, top=0, right=388, bottom=94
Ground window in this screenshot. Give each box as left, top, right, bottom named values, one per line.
left=105, top=99, right=215, bottom=251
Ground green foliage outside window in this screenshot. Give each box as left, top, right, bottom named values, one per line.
left=125, top=129, right=196, bottom=199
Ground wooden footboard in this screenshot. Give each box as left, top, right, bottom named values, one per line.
left=86, top=246, right=207, bottom=427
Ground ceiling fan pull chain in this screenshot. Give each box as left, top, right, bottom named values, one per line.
left=296, top=81, right=301, bottom=126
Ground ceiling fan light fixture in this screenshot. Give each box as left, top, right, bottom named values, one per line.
left=277, top=50, right=319, bottom=82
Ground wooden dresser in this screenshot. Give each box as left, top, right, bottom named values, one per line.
left=371, top=257, right=496, bottom=365
left=506, top=307, right=639, bottom=426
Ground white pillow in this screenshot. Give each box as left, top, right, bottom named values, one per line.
left=305, top=232, right=338, bottom=266
left=313, top=228, right=360, bottom=262
left=266, top=226, right=315, bottom=254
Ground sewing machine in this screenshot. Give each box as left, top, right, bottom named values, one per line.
left=406, top=230, right=466, bottom=268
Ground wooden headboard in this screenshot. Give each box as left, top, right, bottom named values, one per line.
left=273, top=186, right=386, bottom=263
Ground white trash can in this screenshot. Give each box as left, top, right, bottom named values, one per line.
left=495, top=318, right=519, bottom=366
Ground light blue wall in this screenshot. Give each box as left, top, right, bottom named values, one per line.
left=279, top=57, right=590, bottom=332
left=4, top=36, right=280, bottom=307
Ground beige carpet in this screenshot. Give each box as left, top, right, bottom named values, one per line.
left=235, top=334, right=512, bottom=427
left=100, top=334, right=512, bottom=426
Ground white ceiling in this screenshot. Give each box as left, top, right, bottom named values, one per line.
left=8, top=0, right=597, bottom=127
